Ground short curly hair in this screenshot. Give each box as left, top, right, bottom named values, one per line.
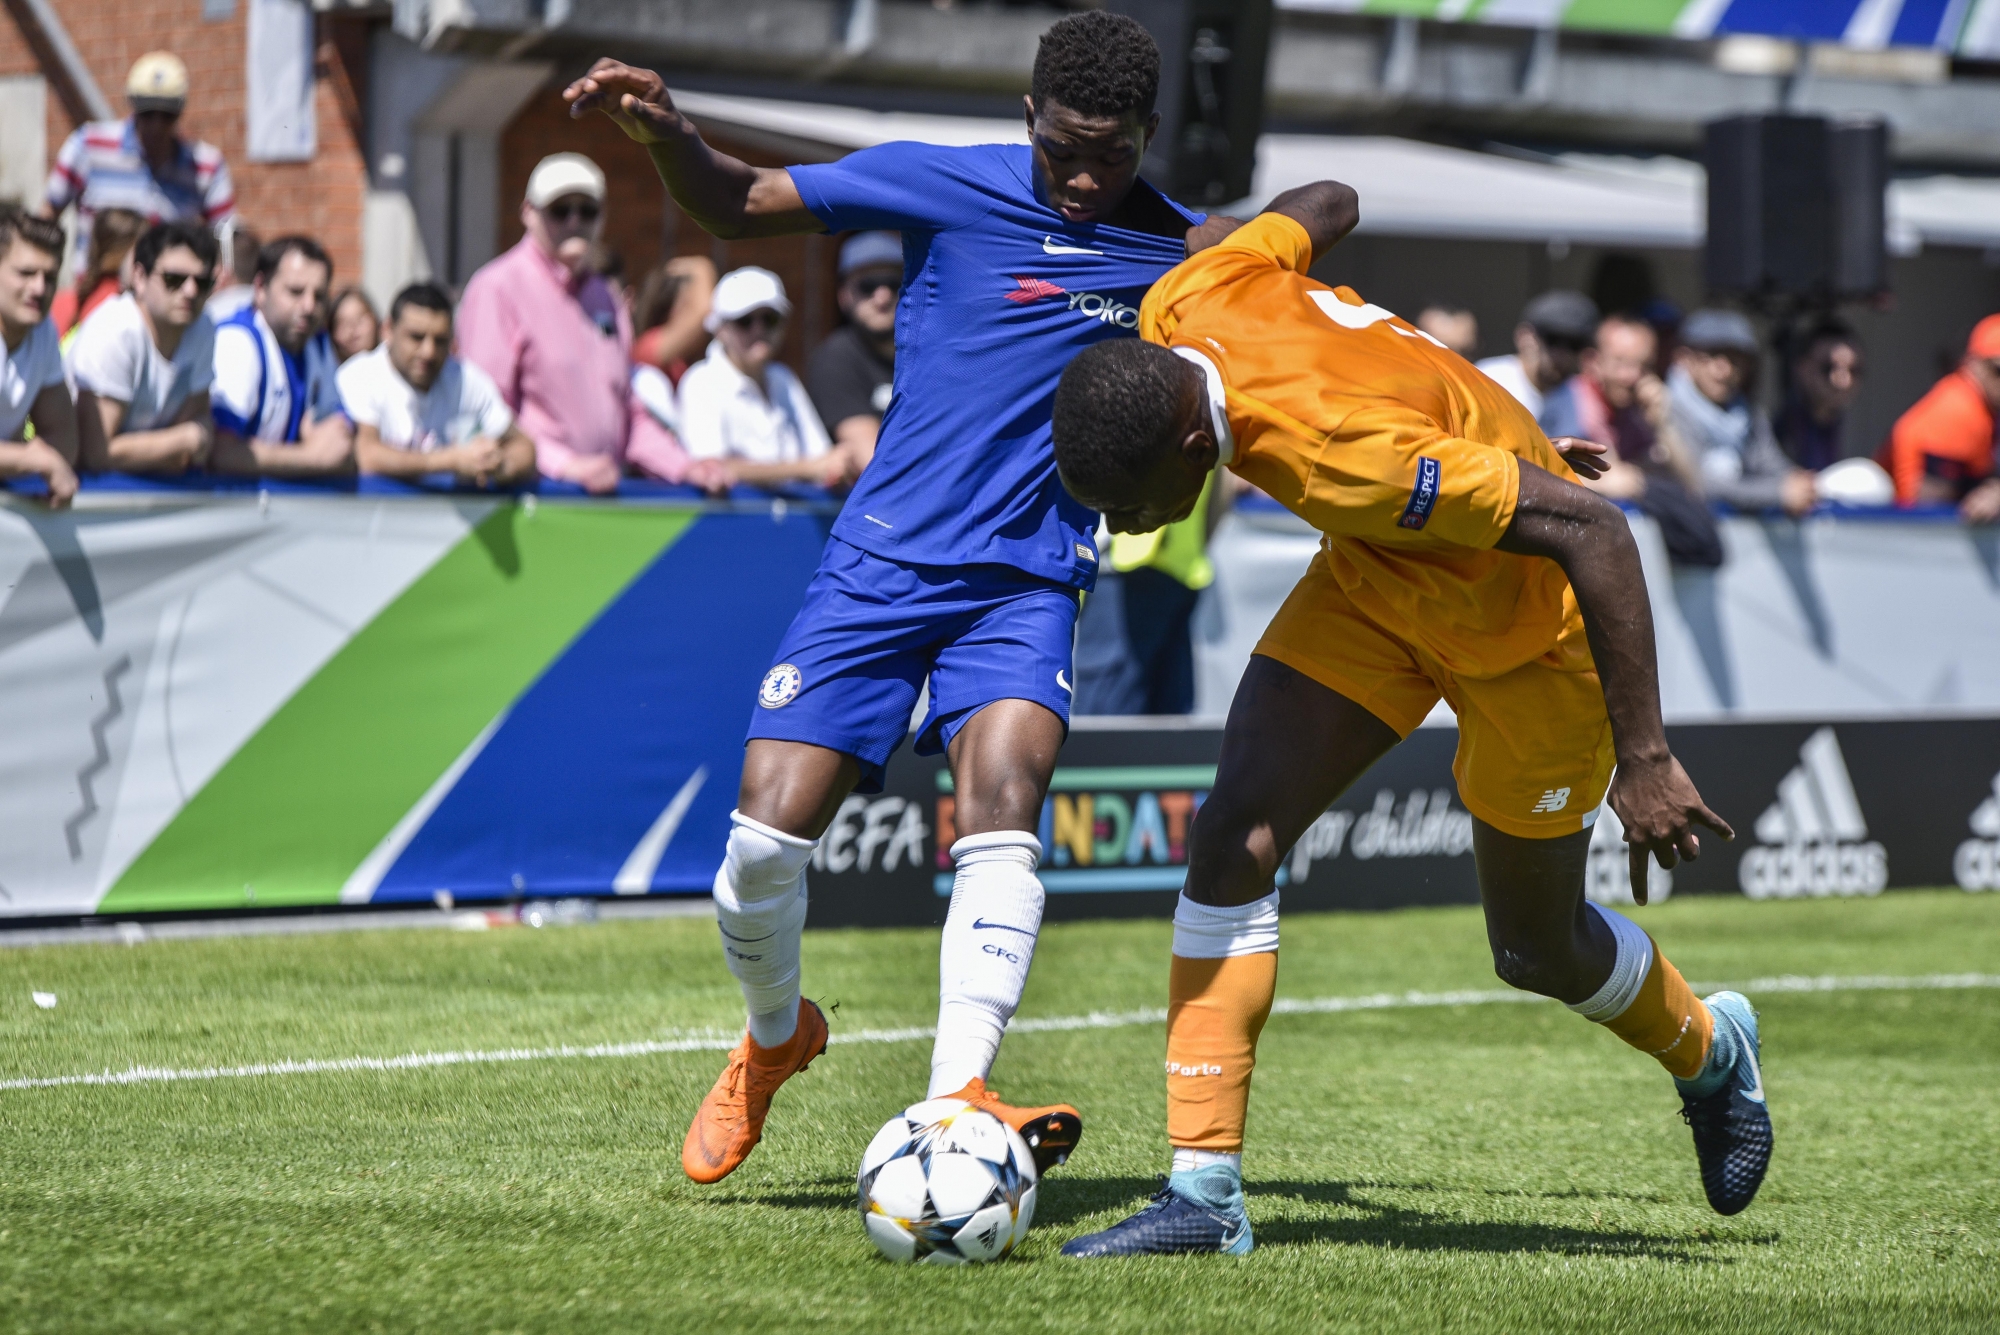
left=1052, top=340, right=1196, bottom=495
left=1032, top=11, right=1160, bottom=119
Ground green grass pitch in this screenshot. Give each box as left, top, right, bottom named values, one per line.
left=2, top=891, right=1997, bottom=1333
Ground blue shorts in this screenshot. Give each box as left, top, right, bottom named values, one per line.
left=747, top=538, right=1080, bottom=792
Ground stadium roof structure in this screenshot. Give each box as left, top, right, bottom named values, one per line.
left=674, top=90, right=2000, bottom=253
left=1272, top=0, right=2000, bottom=59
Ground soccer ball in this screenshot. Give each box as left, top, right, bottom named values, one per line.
left=857, top=1097, right=1038, bottom=1264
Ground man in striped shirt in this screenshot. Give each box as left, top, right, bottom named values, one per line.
left=42, top=52, right=235, bottom=266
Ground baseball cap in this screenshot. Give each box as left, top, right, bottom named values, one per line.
left=1968, top=314, right=2000, bottom=361
left=127, top=52, right=189, bottom=114
left=839, top=231, right=903, bottom=276
left=706, top=267, right=792, bottom=332
left=1520, top=290, right=1599, bottom=344
left=525, top=153, right=605, bottom=209
left=1680, top=308, right=1760, bottom=355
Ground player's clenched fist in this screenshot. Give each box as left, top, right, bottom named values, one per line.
left=563, top=59, right=684, bottom=144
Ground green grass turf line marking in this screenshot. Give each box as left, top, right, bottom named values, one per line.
left=10, top=972, right=1994, bottom=1094
left=100, top=503, right=695, bottom=913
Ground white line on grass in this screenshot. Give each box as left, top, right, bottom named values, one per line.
left=6, top=973, right=1996, bottom=1094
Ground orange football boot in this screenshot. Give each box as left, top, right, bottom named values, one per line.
left=681, top=998, right=830, bottom=1184
left=943, top=1075, right=1083, bottom=1175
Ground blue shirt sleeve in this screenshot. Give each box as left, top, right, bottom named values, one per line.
left=788, top=142, right=997, bottom=234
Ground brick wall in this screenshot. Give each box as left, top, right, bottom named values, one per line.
left=0, top=0, right=369, bottom=283
left=500, top=84, right=843, bottom=374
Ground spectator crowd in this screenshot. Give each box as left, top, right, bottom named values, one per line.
left=0, top=52, right=905, bottom=510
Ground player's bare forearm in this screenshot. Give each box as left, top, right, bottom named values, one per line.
left=1495, top=460, right=1731, bottom=889
left=1263, top=181, right=1360, bottom=264
left=1496, top=461, right=1665, bottom=765
left=563, top=59, right=818, bottom=240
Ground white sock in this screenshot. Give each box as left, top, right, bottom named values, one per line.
left=1171, top=890, right=1280, bottom=959
left=712, top=809, right=815, bottom=1048
left=928, top=830, right=1045, bottom=1097
left=1565, top=902, right=1651, bottom=1023
left=1171, top=1148, right=1243, bottom=1174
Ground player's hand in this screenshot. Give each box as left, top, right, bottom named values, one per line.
left=1608, top=754, right=1733, bottom=905
left=1185, top=216, right=1246, bottom=257
left=1550, top=436, right=1611, bottom=481
left=563, top=59, right=685, bottom=145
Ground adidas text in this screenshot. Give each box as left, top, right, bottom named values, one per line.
left=1739, top=727, right=1888, bottom=898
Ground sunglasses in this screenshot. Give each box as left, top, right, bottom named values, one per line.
left=730, top=309, right=784, bottom=333
left=544, top=200, right=600, bottom=224
left=851, top=275, right=901, bottom=299
left=154, top=268, right=213, bottom=294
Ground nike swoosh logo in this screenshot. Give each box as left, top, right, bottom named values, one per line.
left=1056, top=670, right=1073, bottom=695
left=1739, top=1033, right=1765, bottom=1104
left=971, top=919, right=1036, bottom=938
left=1043, top=235, right=1104, bottom=256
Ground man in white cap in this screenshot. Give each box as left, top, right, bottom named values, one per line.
left=43, top=52, right=235, bottom=269
left=458, top=152, right=636, bottom=494
left=677, top=266, right=847, bottom=489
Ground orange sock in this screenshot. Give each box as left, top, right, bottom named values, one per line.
left=1604, top=943, right=1714, bottom=1080
left=1165, top=952, right=1277, bottom=1152
left=1572, top=903, right=1712, bottom=1080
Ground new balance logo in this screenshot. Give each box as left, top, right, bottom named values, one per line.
left=1739, top=727, right=1888, bottom=899
left=1531, top=787, right=1571, bottom=814
left=1952, top=771, right=2000, bottom=891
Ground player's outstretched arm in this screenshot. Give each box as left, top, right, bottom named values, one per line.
left=562, top=59, right=821, bottom=240
left=1495, top=460, right=1733, bottom=899
left=1263, top=181, right=1360, bottom=264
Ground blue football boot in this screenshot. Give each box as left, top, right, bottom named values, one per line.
left=1676, top=990, right=1773, bottom=1216
left=1060, top=1165, right=1253, bottom=1257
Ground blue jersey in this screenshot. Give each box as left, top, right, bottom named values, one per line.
left=789, top=142, right=1199, bottom=590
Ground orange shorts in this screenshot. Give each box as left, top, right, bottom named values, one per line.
left=1255, top=554, right=1615, bottom=839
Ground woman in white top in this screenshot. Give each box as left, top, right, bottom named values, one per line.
left=674, top=267, right=862, bottom=491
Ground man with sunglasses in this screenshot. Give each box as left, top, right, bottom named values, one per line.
left=68, top=221, right=217, bottom=475
left=567, top=13, right=1358, bottom=1189
left=43, top=53, right=235, bottom=271
left=458, top=153, right=632, bottom=495
left=805, top=231, right=903, bottom=468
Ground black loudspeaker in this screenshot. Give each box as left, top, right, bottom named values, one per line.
left=1830, top=119, right=1889, bottom=298
left=1107, top=0, right=1273, bottom=207
left=1704, top=114, right=1889, bottom=303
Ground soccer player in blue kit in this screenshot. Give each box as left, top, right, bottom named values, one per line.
left=567, top=13, right=1356, bottom=1186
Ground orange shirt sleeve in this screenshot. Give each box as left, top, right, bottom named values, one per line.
left=1141, top=212, right=1314, bottom=345
left=1279, top=404, right=1523, bottom=552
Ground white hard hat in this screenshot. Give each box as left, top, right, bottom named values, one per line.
left=706, top=267, right=791, bottom=332
left=525, top=153, right=605, bottom=209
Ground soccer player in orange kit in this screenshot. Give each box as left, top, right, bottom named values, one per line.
left=1049, top=183, right=1768, bottom=1257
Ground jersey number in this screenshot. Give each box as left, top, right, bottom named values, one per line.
left=1308, top=292, right=1448, bottom=349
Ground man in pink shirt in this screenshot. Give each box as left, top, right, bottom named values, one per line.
left=458, top=152, right=701, bottom=493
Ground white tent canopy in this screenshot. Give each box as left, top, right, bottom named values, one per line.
left=672, top=90, right=2000, bottom=254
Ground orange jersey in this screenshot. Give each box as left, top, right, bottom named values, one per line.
left=1139, top=212, right=1588, bottom=681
